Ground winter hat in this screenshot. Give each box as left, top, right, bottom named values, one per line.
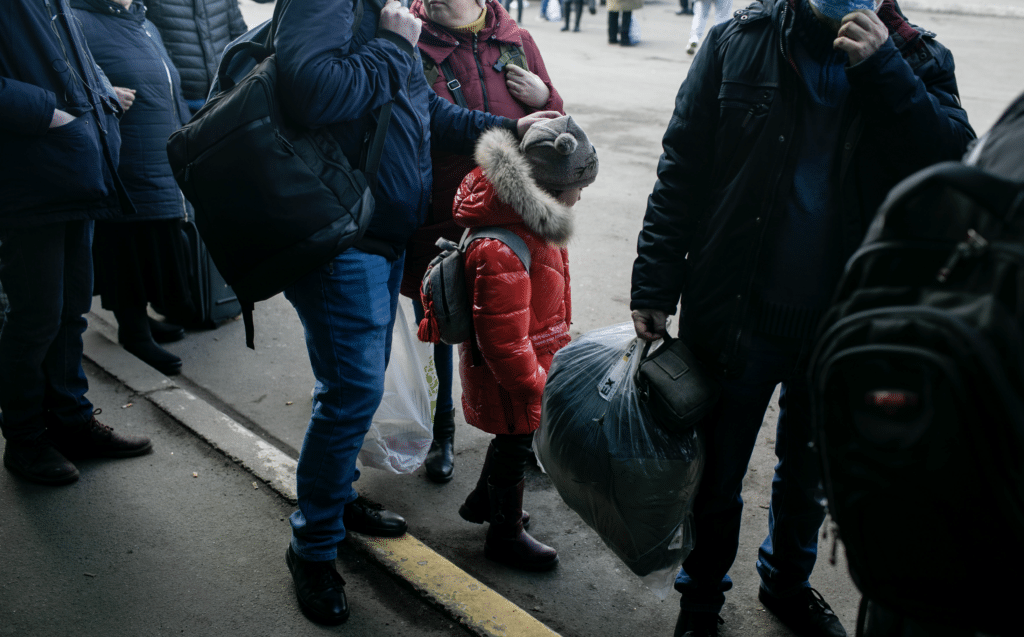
left=520, top=115, right=599, bottom=192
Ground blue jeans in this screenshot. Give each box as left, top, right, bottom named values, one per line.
left=411, top=301, right=454, bottom=417
left=0, top=221, right=95, bottom=442
left=676, top=333, right=826, bottom=613
left=283, top=248, right=405, bottom=561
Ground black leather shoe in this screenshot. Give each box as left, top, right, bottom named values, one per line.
left=674, top=610, right=723, bottom=637
left=48, top=409, right=153, bottom=460
left=758, top=587, right=847, bottom=637
left=343, top=495, right=407, bottom=537
left=286, top=546, right=349, bottom=625
left=424, top=411, right=455, bottom=484
left=148, top=318, right=185, bottom=344
left=3, top=437, right=79, bottom=485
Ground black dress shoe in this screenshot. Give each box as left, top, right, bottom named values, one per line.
left=758, top=587, right=847, bottom=637
left=674, top=610, right=723, bottom=637
left=3, top=436, right=79, bottom=485
left=148, top=318, right=185, bottom=344
left=343, top=495, right=407, bottom=537
left=286, top=546, right=349, bottom=625
left=48, top=409, right=153, bottom=460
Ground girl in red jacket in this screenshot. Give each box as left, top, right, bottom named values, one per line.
left=453, top=116, right=598, bottom=571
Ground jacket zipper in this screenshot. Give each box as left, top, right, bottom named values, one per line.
left=146, top=26, right=190, bottom=221
left=472, top=34, right=490, bottom=113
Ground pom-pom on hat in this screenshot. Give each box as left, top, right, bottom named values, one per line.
left=520, top=115, right=599, bottom=191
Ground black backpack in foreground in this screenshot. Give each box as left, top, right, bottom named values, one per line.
left=809, top=94, right=1024, bottom=636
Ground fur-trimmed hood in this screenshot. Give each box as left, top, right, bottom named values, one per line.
left=454, top=128, right=575, bottom=245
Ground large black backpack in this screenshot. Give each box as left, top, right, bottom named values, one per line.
left=808, top=93, right=1024, bottom=636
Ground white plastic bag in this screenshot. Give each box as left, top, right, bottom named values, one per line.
left=546, top=0, right=562, bottom=22
left=359, top=297, right=438, bottom=473
left=628, top=13, right=641, bottom=45
left=536, top=322, right=704, bottom=598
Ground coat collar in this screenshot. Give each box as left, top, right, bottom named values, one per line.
left=412, top=0, right=524, bottom=64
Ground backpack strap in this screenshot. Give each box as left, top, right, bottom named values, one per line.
left=439, top=58, right=469, bottom=109
left=492, top=42, right=529, bottom=73
left=462, top=227, right=532, bottom=272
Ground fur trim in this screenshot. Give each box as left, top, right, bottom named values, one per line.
left=473, top=128, right=575, bottom=245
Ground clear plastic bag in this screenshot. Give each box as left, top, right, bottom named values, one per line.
left=536, top=322, right=704, bottom=598
left=359, top=297, right=438, bottom=473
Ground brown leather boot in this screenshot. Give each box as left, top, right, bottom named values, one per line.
left=459, top=442, right=530, bottom=528
left=484, top=478, right=557, bottom=571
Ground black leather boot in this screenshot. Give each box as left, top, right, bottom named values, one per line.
left=116, top=306, right=182, bottom=376
left=620, top=11, right=634, bottom=46
left=459, top=442, right=530, bottom=528
left=484, top=478, right=557, bottom=571
left=424, top=410, right=455, bottom=483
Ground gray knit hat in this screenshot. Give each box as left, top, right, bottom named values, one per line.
left=520, top=115, right=599, bottom=192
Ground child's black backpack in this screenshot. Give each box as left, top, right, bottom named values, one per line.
left=808, top=93, right=1024, bottom=636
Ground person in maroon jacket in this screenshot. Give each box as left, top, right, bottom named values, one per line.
left=449, top=115, right=597, bottom=571
left=402, top=0, right=564, bottom=484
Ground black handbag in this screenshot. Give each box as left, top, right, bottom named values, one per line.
left=165, top=0, right=390, bottom=348
left=634, top=336, right=720, bottom=433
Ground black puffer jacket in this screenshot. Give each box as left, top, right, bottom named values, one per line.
left=630, top=0, right=975, bottom=377
left=144, top=0, right=247, bottom=103
left=73, top=0, right=192, bottom=222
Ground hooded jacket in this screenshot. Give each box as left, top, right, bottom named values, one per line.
left=0, top=0, right=132, bottom=228
left=454, top=128, right=574, bottom=436
left=72, top=0, right=192, bottom=222
left=400, top=0, right=564, bottom=298
left=630, top=0, right=975, bottom=377
left=143, top=0, right=248, bottom=103
left=275, top=0, right=517, bottom=262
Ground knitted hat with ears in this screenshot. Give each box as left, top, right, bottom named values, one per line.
left=519, top=115, right=599, bottom=192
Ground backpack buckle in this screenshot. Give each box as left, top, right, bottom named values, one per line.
left=447, top=78, right=462, bottom=92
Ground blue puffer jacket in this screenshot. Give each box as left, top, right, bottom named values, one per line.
left=274, top=0, right=519, bottom=261
left=73, top=0, right=192, bottom=223
left=0, top=0, right=131, bottom=228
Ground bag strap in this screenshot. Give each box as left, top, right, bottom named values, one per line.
left=461, top=226, right=532, bottom=272
left=492, top=42, right=529, bottom=74
left=439, top=58, right=469, bottom=110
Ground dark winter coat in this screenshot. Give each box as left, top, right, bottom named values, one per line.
left=455, top=128, right=573, bottom=436
left=73, top=0, right=192, bottom=223
left=400, top=0, right=564, bottom=298
left=275, top=0, right=517, bottom=262
left=143, top=0, right=247, bottom=103
left=0, top=0, right=131, bottom=228
left=630, top=0, right=975, bottom=377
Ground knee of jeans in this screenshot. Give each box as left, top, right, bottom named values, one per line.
left=2, top=307, right=61, bottom=347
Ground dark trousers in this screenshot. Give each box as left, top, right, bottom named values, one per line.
left=0, top=221, right=96, bottom=441
left=608, top=10, right=632, bottom=42
left=675, top=333, right=827, bottom=613
left=563, top=0, right=583, bottom=29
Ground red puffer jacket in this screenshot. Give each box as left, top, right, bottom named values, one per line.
left=400, top=0, right=564, bottom=299
left=454, top=128, right=575, bottom=436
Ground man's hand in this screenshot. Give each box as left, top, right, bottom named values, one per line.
left=379, top=0, right=422, bottom=47
left=515, top=110, right=560, bottom=138
left=49, top=108, right=76, bottom=128
left=834, top=9, right=888, bottom=66
left=505, top=65, right=550, bottom=109
left=631, top=309, right=668, bottom=342
left=112, top=86, right=136, bottom=111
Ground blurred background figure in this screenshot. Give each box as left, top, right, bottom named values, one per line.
left=608, top=0, right=642, bottom=45
left=73, top=0, right=196, bottom=375
left=687, top=0, right=732, bottom=54
left=405, top=0, right=563, bottom=485
left=144, top=0, right=248, bottom=114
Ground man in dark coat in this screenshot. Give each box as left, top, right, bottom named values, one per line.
left=0, top=0, right=153, bottom=486
left=144, top=0, right=248, bottom=112
left=629, top=1, right=975, bottom=636
left=272, top=0, right=557, bottom=625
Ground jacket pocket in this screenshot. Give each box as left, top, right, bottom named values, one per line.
left=1, top=113, right=112, bottom=213
left=713, top=81, right=776, bottom=177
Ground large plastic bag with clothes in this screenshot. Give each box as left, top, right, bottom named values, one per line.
left=536, top=322, right=704, bottom=598
left=359, top=297, right=438, bottom=473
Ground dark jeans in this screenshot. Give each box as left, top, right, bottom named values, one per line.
left=675, top=333, right=826, bottom=613
left=0, top=221, right=96, bottom=441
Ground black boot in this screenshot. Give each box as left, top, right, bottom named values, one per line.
left=608, top=11, right=619, bottom=43
left=620, top=11, right=634, bottom=46
left=116, top=306, right=182, bottom=376
left=424, top=410, right=455, bottom=483
left=3, top=435, right=79, bottom=485
left=48, top=408, right=153, bottom=460
left=485, top=478, right=557, bottom=571
left=459, top=442, right=530, bottom=528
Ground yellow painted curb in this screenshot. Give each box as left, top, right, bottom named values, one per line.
left=353, top=534, right=562, bottom=637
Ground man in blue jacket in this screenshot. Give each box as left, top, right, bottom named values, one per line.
left=273, top=0, right=557, bottom=625
left=0, top=0, right=154, bottom=486
left=630, top=1, right=974, bottom=636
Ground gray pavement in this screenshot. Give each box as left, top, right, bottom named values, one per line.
left=3, top=1, right=1021, bottom=636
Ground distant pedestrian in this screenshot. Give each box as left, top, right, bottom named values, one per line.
left=608, top=0, right=642, bottom=45
left=452, top=115, right=597, bottom=571
left=687, top=0, right=732, bottom=54
left=1, top=0, right=153, bottom=487
left=677, top=0, right=692, bottom=15
left=561, top=0, right=593, bottom=32
left=630, top=1, right=974, bottom=636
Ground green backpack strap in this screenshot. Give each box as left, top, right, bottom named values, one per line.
left=492, top=42, right=529, bottom=73
left=422, top=56, right=440, bottom=89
